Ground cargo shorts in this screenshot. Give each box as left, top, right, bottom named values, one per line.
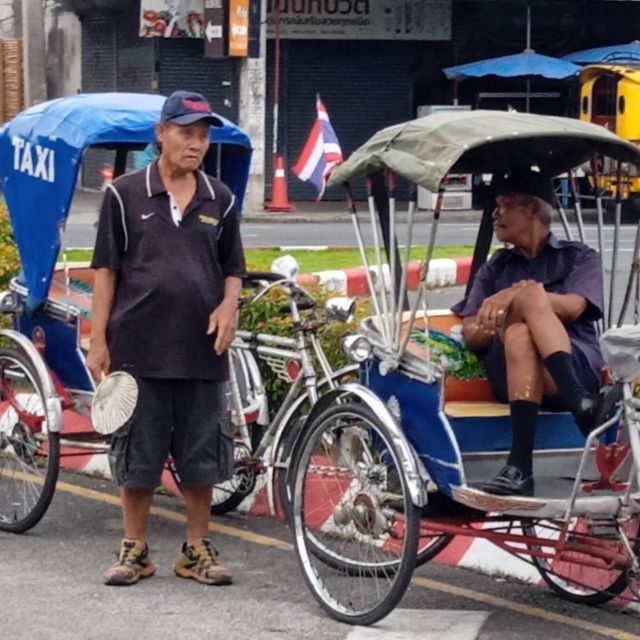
left=108, top=377, right=233, bottom=489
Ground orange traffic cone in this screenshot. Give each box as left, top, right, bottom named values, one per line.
left=267, top=156, right=294, bottom=212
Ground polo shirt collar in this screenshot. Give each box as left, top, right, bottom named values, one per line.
left=510, top=232, right=561, bottom=259
left=145, top=162, right=216, bottom=201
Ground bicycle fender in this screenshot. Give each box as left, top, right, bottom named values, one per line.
left=304, top=382, right=430, bottom=508
left=0, top=329, right=63, bottom=433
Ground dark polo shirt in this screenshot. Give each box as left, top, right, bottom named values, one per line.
left=91, top=162, right=246, bottom=380
left=452, top=233, right=605, bottom=384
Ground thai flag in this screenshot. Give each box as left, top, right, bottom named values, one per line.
left=292, top=97, right=343, bottom=199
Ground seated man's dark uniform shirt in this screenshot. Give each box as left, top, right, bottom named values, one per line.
left=91, top=162, right=246, bottom=381
left=451, top=234, right=604, bottom=403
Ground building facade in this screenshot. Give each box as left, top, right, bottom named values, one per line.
left=58, top=0, right=640, bottom=201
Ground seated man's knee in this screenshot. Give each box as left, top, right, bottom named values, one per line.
left=503, top=322, right=533, bottom=353
left=511, top=283, right=548, bottom=316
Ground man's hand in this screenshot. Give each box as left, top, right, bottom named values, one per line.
left=207, top=298, right=239, bottom=355
left=476, top=280, right=537, bottom=334
left=86, top=341, right=110, bottom=383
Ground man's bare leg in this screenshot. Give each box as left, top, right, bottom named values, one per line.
left=121, top=487, right=155, bottom=541
left=508, top=284, right=571, bottom=358
left=183, top=485, right=213, bottom=544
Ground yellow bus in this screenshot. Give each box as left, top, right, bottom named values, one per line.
left=579, top=63, right=640, bottom=201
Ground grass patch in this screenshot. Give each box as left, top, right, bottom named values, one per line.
left=64, top=245, right=477, bottom=272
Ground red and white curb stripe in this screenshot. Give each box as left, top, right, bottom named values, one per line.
left=296, top=257, right=472, bottom=295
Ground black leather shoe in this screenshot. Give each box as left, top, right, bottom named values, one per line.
left=574, top=383, right=623, bottom=437
left=483, top=465, right=534, bottom=497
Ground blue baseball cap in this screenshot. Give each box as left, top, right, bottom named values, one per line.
left=160, top=90, right=223, bottom=127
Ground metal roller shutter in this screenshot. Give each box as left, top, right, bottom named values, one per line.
left=267, top=40, right=415, bottom=201
left=80, top=7, right=155, bottom=188
left=158, top=38, right=239, bottom=122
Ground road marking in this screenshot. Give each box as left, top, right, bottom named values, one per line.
left=346, top=610, right=488, bottom=639
left=411, top=577, right=639, bottom=640
left=3, top=470, right=636, bottom=640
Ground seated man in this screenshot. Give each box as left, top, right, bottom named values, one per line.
left=451, top=168, right=618, bottom=497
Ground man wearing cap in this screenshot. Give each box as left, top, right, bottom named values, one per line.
left=87, top=90, right=245, bottom=586
left=452, top=168, right=618, bottom=496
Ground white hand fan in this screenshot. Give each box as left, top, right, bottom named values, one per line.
left=91, top=372, right=139, bottom=435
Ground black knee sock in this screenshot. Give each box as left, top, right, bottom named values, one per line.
left=543, top=351, right=589, bottom=415
left=506, top=400, right=538, bottom=477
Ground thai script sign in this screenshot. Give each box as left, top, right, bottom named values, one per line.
left=266, top=0, right=451, bottom=40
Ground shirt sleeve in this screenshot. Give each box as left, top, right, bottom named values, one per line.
left=563, top=246, right=604, bottom=321
left=90, top=185, right=126, bottom=270
left=450, top=261, right=495, bottom=317
left=217, top=194, right=246, bottom=279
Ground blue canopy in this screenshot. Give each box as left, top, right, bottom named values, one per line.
left=563, top=42, right=640, bottom=64
left=443, top=50, right=581, bottom=81
left=0, top=93, right=252, bottom=310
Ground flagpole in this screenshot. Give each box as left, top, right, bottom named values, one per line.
left=272, top=2, right=281, bottom=172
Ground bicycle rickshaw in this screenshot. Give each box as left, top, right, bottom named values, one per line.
left=287, top=110, right=640, bottom=625
left=0, top=92, right=255, bottom=533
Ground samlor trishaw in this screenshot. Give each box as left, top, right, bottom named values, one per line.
left=286, top=110, right=640, bottom=625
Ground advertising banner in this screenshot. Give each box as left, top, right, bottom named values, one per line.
left=140, top=0, right=206, bottom=38
left=229, top=0, right=250, bottom=56
left=266, top=0, right=452, bottom=41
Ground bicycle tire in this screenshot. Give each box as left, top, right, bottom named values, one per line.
left=0, top=347, right=60, bottom=534
left=291, top=402, right=419, bottom=625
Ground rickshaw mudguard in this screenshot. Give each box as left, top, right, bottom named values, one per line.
left=303, top=382, right=430, bottom=508
left=0, top=329, right=62, bottom=433
left=361, top=362, right=466, bottom=496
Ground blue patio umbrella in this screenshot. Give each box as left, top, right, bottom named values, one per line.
left=563, top=41, right=640, bottom=65
left=443, top=50, right=581, bottom=82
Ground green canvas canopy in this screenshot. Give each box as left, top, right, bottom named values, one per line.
left=328, top=110, right=640, bottom=192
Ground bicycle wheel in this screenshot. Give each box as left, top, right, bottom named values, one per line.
left=0, top=348, right=60, bottom=533
left=291, top=402, right=419, bottom=625
left=210, top=439, right=257, bottom=515
left=524, top=514, right=640, bottom=605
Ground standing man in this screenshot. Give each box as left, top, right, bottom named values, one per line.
left=88, top=91, right=245, bottom=586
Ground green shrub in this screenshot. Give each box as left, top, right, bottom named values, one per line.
left=238, top=282, right=371, bottom=413
left=0, top=205, right=19, bottom=290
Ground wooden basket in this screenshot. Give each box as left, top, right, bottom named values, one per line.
left=1, top=38, right=23, bottom=121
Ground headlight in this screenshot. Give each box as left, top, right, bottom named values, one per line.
left=325, top=296, right=355, bottom=323
left=341, top=334, right=372, bottom=363
left=0, top=292, right=19, bottom=313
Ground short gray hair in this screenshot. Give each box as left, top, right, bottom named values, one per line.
left=535, top=198, right=552, bottom=227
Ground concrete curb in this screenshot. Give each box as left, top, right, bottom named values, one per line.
left=296, top=256, right=472, bottom=295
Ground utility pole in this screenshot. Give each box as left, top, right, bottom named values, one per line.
left=237, top=0, right=267, bottom=214
left=21, top=0, right=47, bottom=105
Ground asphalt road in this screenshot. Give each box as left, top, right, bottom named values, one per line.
left=1, top=469, right=638, bottom=640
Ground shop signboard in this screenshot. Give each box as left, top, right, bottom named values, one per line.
left=229, top=0, right=250, bottom=56
left=266, top=0, right=452, bottom=41
left=140, top=0, right=206, bottom=38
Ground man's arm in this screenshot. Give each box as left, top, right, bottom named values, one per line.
left=207, top=276, right=242, bottom=355
left=86, top=268, right=117, bottom=381
left=546, top=292, right=587, bottom=322
left=463, top=287, right=588, bottom=352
